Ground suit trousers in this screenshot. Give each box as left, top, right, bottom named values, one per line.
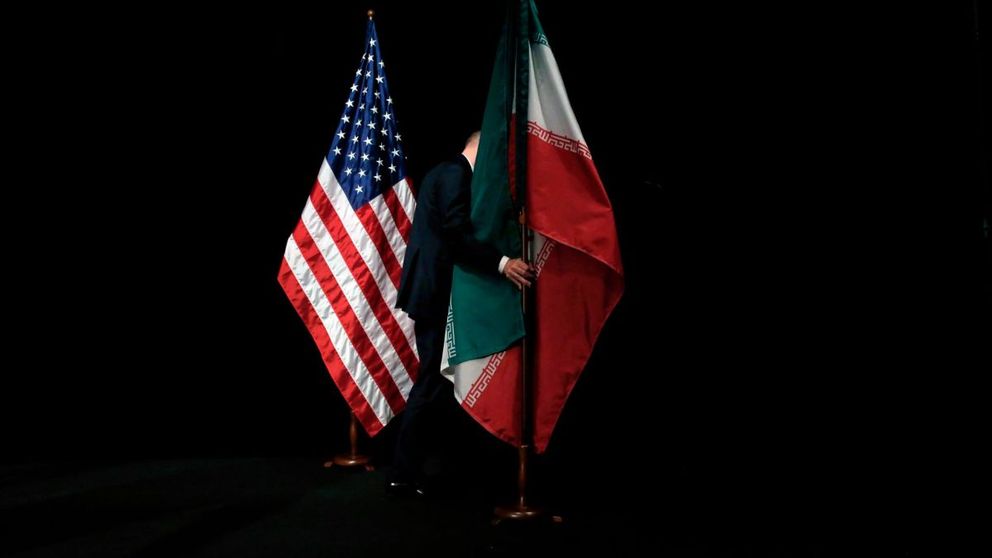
left=391, top=313, right=455, bottom=483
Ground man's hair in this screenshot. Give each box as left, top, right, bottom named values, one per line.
left=465, top=131, right=481, bottom=147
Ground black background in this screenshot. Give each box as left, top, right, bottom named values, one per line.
left=4, top=1, right=988, bottom=550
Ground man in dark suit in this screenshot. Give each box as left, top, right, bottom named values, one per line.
left=390, top=131, right=533, bottom=494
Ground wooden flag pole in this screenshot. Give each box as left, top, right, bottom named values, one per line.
left=324, top=8, right=381, bottom=474
left=324, top=411, right=373, bottom=471
left=494, top=214, right=543, bottom=522
left=494, top=0, right=559, bottom=524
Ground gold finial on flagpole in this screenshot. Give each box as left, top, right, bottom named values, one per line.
left=367, top=9, right=374, bottom=20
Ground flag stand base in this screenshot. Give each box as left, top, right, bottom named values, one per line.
left=323, top=454, right=373, bottom=471
left=323, top=412, right=374, bottom=471
left=492, top=445, right=563, bottom=524
left=493, top=505, right=563, bottom=525
left=493, top=505, right=544, bottom=523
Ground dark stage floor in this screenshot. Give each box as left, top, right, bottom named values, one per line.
left=1, top=457, right=933, bottom=557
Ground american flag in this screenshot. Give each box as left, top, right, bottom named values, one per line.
left=278, top=19, right=418, bottom=436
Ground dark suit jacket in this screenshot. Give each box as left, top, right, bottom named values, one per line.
left=396, top=155, right=502, bottom=322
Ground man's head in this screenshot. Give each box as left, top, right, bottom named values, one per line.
left=462, top=131, right=481, bottom=168
left=465, top=131, right=481, bottom=149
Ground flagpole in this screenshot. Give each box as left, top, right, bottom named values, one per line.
left=323, top=8, right=380, bottom=474
left=324, top=411, right=373, bottom=471
left=494, top=0, right=550, bottom=523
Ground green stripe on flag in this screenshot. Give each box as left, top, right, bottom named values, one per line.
left=447, top=18, right=525, bottom=365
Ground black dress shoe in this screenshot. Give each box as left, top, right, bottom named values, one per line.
left=385, top=481, right=427, bottom=498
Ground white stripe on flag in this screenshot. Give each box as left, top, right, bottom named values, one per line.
left=369, top=187, right=409, bottom=277
left=301, top=199, right=414, bottom=396
left=393, top=179, right=417, bottom=228
left=527, top=42, right=586, bottom=143
left=284, top=236, right=393, bottom=425
left=318, top=159, right=417, bottom=354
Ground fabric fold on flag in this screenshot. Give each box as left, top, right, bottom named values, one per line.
left=278, top=19, right=417, bottom=436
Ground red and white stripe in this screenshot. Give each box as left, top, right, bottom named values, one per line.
left=279, top=161, right=419, bottom=436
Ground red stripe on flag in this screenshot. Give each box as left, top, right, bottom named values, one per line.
left=277, top=258, right=383, bottom=435
left=381, top=183, right=412, bottom=243
left=309, top=183, right=420, bottom=380
left=526, top=128, right=623, bottom=276
left=459, top=347, right=523, bottom=448
left=531, top=243, right=622, bottom=452
left=526, top=136, right=624, bottom=453
left=292, top=222, right=407, bottom=415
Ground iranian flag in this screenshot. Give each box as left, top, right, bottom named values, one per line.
left=441, top=0, right=624, bottom=452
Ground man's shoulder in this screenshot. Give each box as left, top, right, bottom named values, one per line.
left=428, top=156, right=468, bottom=174
left=424, top=156, right=469, bottom=185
